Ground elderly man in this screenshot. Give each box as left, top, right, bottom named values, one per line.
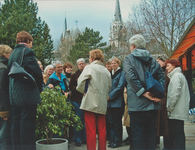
left=123, top=34, right=165, bottom=150
left=69, top=58, right=86, bottom=146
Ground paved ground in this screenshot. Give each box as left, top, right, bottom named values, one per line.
left=68, top=115, right=195, bottom=150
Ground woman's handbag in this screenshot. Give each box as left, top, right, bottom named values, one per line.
left=145, top=71, right=164, bottom=99
left=8, top=48, right=36, bottom=86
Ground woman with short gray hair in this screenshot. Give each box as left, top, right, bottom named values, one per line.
left=43, top=65, right=54, bottom=84
left=46, top=60, right=69, bottom=97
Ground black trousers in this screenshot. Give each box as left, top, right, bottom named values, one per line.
left=107, top=107, right=123, bottom=145
left=165, top=119, right=185, bottom=150
left=130, top=110, right=158, bottom=150
left=11, top=105, right=37, bottom=150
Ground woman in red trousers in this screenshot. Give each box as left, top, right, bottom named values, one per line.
left=76, top=49, right=112, bottom=150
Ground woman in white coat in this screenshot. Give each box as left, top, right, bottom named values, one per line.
left=166, top=59, right=190, bottom=150
left=77, top=49, right=112, bottom=150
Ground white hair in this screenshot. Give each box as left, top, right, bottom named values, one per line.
left=44, top=65, right=54, bottom=74
left=129, top=34, right=146, bottom=49
left=53, top=60, right=62, bottom=68
left=77, top=58, right=85, bottom=65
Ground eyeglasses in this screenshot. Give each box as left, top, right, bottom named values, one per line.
left=78, top=63, right=85, bottom=66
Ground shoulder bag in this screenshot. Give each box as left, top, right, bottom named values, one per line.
left=8, top=48, right=36, bottom=86
left=145, top=71, right=164, bottom=99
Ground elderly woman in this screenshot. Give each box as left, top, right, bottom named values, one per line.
left=77, top=49, right=111, bottom=150
left=46, top=60, right=69, bottom=97
left=166, top=59, right=190, bottom=150
left=107, top=57, right=126, bottom=148
left=0, top=45, right=12, bottom=150
left=7, top=31, right=43, bottom=150
left=43, top=65, right=54, bottom=84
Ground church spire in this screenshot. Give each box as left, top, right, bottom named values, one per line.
left=62, top=13, right=67, bottom=38
left=114, top=0, right=122, bottom=22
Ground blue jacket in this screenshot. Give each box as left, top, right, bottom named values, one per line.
left=108, top=68, right=126, bottom=108
left=46, top=72, right=68, bottom=94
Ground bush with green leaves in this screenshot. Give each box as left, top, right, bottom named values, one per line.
left=36, top=86, right=83, bottom=144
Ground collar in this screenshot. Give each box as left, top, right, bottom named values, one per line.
left=49, top=71, right=66, bottom=81
left=0, top=56, right=8, bottom=64
left=90, top=60, right=104, bottom=66
left=112, top=67, right=121, bottom=75
left=111, top=67, right=122, bottom=79
left=167, top=67, right=182, bottom=78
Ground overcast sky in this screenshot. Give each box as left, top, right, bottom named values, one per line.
left=1, top=0, right=139, bottom=48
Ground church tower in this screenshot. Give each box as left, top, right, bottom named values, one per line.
left=109, top=0, right=123, bottom=48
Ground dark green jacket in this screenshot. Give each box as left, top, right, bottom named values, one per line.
left=7, top=44, right=43, bottom=106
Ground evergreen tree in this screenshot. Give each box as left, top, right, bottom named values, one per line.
left=68, top=27, right=106, bottom=64
left=0, top=0, right=54, bottom=66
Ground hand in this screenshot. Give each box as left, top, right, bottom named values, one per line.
left=64, top=92, right=69, bottom=97
left=3, top=117, right=8, bottom=121
left=143, top=92, right=160, bottom=102
left=48, top=84, right=54, bottom=89
left=108, top=97, right=110, bottom=101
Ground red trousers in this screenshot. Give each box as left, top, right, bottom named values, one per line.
left=84, top=111, right=106, bottom=150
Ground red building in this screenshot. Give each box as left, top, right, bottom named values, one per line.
left=170, top=17, right=195, bottom=109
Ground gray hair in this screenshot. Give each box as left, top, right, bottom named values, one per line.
left=53, top=60, right=62, bottom=68
left=129, top=34, right=146, bottom=49
left=77, top=58, right=85, bottom=65
left=44, top=65, right=54, bottom=74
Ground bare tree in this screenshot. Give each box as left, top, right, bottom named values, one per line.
left=129, top=0, right=195, bottom=56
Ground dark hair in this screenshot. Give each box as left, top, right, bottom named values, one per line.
left=166, top=59, right=181, bottom=67
left=16, top=31, right=33, bottom=44
left=63, top=63, right=72, bottom=71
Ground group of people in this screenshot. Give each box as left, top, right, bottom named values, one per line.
left=0, top=31, right=190, bottom=150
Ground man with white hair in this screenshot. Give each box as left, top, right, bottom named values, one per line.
left=123, top=34, right=165, bottom=150
left=69, top=58, right=86, bottom=146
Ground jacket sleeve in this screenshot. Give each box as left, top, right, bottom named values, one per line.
left=167, top=75, right=181, bottom=112
left=76, top=66, right=91, bottom=94
left=123, top=56, right=145, bottom=97
left=0, top=67, right=10, bottom=117
left=24, top=49, right=43, bottom=93
left=109, top=71, right=126, bottom=100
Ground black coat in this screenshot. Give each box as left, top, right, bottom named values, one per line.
left=7, top=44, right=43, bottom=106
left=0, top=56, right=10, bottom=115
left=69, top=70, right=83, bottom=104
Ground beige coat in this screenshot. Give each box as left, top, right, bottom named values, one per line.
left=167, top=67, right=190, bottom=121
left=76, top=60, right=112, bottom=115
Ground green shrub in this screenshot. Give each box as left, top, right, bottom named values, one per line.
left=36, top=86, right=83, bottom=144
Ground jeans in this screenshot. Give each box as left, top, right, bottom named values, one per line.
left=0, top=117, right=12, bottom=150
left=72, top=101, right=86, bottom=144
left=107, top=107, right=123, bottom=145
left=11, top=105, right=37, bottom=150
left=130, top=110, right=158, bottom=150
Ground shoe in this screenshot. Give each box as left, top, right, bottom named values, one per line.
left=75, top=142, right=81, bottom=146
left=111, top=143, right=121, bottom=148
left=108, top=142, right=114, bottom=147
left=122, top=137, right=130, bottom=145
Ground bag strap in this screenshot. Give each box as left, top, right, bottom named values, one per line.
left=19, top=48, right=26, bottom=66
